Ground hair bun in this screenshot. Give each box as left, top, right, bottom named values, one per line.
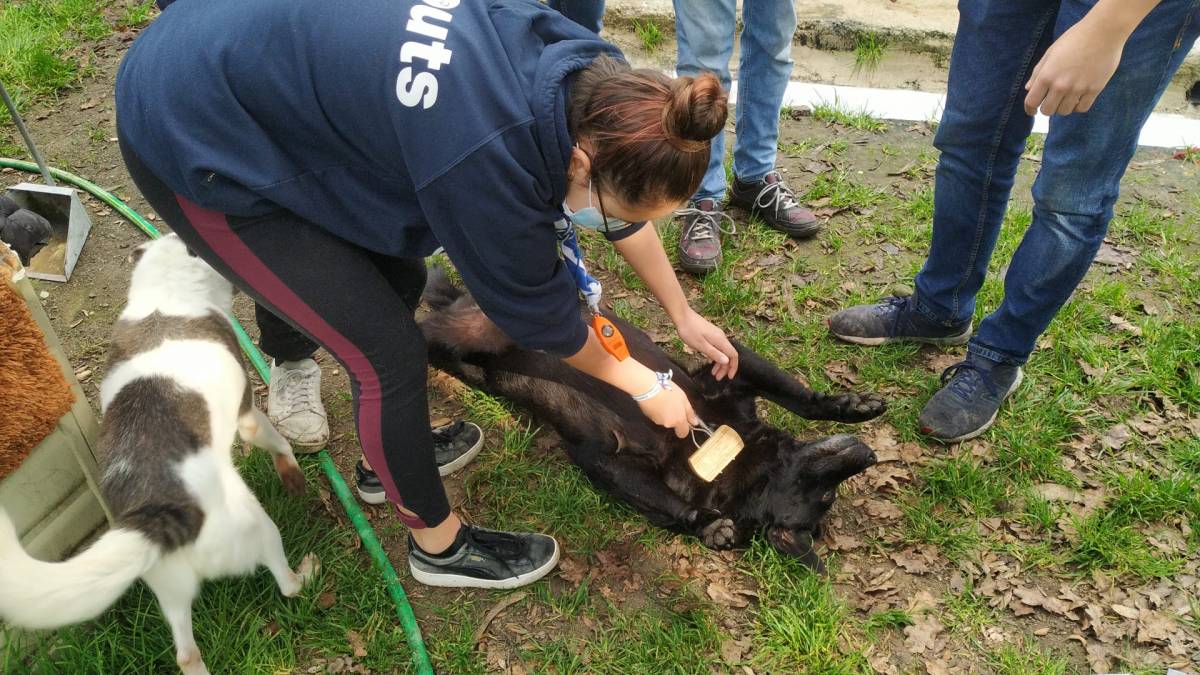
left=661, top=73, right=728, bottom=149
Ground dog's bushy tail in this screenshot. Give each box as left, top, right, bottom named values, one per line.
left=0, top=510, right=161, bottom=629
left=420, top=266, right=515, bottom=357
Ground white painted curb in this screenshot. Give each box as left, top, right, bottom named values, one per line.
left=726, top=80, right=1200, bottom=149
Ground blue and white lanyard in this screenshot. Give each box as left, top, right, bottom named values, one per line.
left=555, top=217, right=603, bottom=313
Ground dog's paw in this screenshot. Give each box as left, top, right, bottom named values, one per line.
left=827, top=392, right=887, bottom=423
left=273, top=456, right=306, bottom=496
left=699, top=517, right=739, bottom=550
left=296, top=553, right=321, bottom=584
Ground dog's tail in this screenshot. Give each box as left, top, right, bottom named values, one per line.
left=420, top=266, right=515, bottom=357
left=422, top=265, right=465, bottom=311
left=0, top=510, right=161, bottom=629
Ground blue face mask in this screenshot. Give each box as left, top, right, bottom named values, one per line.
left=563, top=180, right=629, bottom=233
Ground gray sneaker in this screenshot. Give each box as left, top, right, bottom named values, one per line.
left=676, top=199, right=734, bottom=275
left=409, top=523, right=560, bottom=589
left=919, top=355, right=1024, bottom=443
left=828, top=296, right=972, bottom=346
left=267, top=359, right=329, bottom=450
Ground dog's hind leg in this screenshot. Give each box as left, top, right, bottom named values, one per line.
left=252, top=501, right=319, bottom=597
left=716, top=341, right=887, bottom=423
left=143, top=558, right=209, bottom=675
left=238, top=408, right=306, bottom=495
left=565, top=441, right=742, bottom=549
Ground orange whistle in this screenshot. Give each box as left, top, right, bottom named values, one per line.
left=592, top=314, right=630, bottom=361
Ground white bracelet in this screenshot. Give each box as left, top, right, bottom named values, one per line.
left=632, top=369, right=673, bottom=402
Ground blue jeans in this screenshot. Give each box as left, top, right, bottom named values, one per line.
left=674, top=0, right=796, bottom=201
left=548, top=0, right=604, bottom=34
left=914, top=0, right=1200, bottom=365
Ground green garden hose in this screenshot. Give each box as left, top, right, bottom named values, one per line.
left=0, top=158, right=435, bottom=675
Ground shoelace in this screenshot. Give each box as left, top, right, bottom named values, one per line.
left=462, top=525, right=528, bottom=579
left=753, top=171, right=801, bottom=218
left=939, top=362, right=997, bottom=399
left=675, top=206, right=737, bottom=242
left=875, top=295, right=911, bottom=337
left=280, top=368, right=319, bottom=413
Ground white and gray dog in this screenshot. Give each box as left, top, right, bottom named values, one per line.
left=0, top=234, right=317, bottom=675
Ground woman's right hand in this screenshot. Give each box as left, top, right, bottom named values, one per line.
left=637, top=385, right=698, bottom=439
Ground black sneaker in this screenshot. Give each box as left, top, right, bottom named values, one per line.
left=729, top=170, right=819, bottom=238
left=918, top=354, right=1024, bottom=443
left=828, top=296, right=972, bottom=346
left=408, top=523, right=560, bottom=589
left=356, top=421, right=484, bottom=505
left=676, top=198, right=734, bottom=275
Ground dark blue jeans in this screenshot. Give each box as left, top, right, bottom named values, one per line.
left=913, top=0, right=1200, bottom=365
left=548, top=0, right=604, bottom=34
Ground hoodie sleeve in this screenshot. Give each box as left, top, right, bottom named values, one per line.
left=416, top=130, right=589, bottom=357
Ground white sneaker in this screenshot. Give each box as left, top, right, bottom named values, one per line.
left=267, top=359, right=329, bottom=450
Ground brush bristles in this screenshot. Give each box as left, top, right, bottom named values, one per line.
left=687, top=425, right=745, bottom=482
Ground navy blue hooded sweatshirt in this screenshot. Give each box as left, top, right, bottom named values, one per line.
left=116, top=0, right=630, bottom=356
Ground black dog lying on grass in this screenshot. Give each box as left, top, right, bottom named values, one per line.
left=420, top=271, right=885, bottom=569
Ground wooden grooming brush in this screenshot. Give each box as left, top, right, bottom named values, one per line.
left=687, top=421, right=745, bottom=482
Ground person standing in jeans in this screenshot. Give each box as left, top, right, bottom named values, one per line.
left=829, top=0, right=1199, bottom=442
left=673, top=0, right=818, bottom=274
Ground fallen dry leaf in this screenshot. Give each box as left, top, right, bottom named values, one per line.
left=1033, top=482, right=1083, bottom=504
left=707, top=581, right=749, bottom=609
left=474, top=591, right=528, bottom=644
left=558, top=555, right=588, bottom=586
left=720, top=637, right=751, bottom=665
left=1108, top=314, right=1143, bottom=337
left=925, top=351, right=962, bottom=374
left=903, top=614, right=946, bottom=655
left=1135, top=608, right=1177, bottom=644
left=1101, top=424, right=1132, bottom=451
left=823, top=360, right=862, bottom=387
left=1013, top=585, right=1071, bottom=616
left=346, top=630, right=368, bottom=658
left=1111, top=603, right=1139, bottom=619
left=863, top=463, right=912, bottom=493
left=825, top=532, right=864, bottom=552
left=1093, top=241, right=1137, bottom=268
left=316, top=591, right=336, bottom=610
left=1086, top=641, right=1114, bottom=672
left=890, top=549, right=933, bottom=575
left=863, top=499, right=904, bottom=520
left=1078, top=358, right=1106, bottom=381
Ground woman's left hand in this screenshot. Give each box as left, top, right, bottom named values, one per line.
left=674, top=308, right=738, bottom=380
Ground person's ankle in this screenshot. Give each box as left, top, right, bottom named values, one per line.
left=410, top=512, right=463, bottom=556
left=412, top=523, right=466, bottom=559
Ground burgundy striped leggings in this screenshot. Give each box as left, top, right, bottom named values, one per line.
left=120, top=140, right=448, bottom=529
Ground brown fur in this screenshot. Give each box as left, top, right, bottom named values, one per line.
left=0, top=244, right=75, bottom=478
left=107, top=310, right=254, bottom=417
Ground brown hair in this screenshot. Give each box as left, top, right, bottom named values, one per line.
left=568, top=55, right=728, bottom=206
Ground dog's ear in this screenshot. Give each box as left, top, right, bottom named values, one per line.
left=767, top=526, right=825, bottom=573
left=127, top=241, right=152, bottom=265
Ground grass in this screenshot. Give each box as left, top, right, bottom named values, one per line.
left=11, top=71, right=1199, bottom=670
left=1, top=452, right=415, bottom=673
left=0, top=0, right=153, bottom=135
left=741, top=541, right=871, bottom=673
left=852, top=32, right=887, bottom=75
left=812, top=101, right=888, bottom=133
left=632, top=19, right=664, bottom=52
